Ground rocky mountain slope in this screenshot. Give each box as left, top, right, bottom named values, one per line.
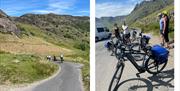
left=96, top=0, right=174, bottom=29
left=0, top=9, right=20, bottom=35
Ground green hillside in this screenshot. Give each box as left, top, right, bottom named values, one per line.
left=96, top=0, right=174, bottom=32
left=0, top=11, right=90, bottom=90
left=131, top=4, right=174, bottom=39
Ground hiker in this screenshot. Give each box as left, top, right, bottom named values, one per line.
left=122, top=21, right=130, bottom=43
left=162, top=11, right=170, bottom=48
left=60, top=54, right=64, bottom=63
left=158, top=13, right=165, bottom=46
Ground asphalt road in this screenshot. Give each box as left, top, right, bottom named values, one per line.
left=33, top=62, right=84, bottom=91
left=96, top=40, right=174, bottom=91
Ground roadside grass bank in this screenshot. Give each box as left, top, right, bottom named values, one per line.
left=0, top=51, right=58, bottom=85
left=64, top=50, right=90, bottom=91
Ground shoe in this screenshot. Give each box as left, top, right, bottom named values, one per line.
left=160, top=43, right=164, bottom=46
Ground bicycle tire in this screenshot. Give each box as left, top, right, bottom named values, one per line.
left=145, top=56, right=167, bottom=74
left=108, top=61, right=124, bottom=91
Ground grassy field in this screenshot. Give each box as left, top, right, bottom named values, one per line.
left=0, top=51, right=58, bottom=85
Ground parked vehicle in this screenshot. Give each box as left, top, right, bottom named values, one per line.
left=96, top=27, right=111, bottom=42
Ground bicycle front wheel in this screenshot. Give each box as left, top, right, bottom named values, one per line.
left=145, top=57, right=167, bottom=74
left=108, top=61, right=124, bottom=91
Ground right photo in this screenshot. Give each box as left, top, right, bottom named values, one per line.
left=95, top=0, right=174, bottom=91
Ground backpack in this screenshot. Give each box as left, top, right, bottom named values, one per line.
left=104, top=41, right=113, bottom=49
left=151, top=45, right=169, bottom=64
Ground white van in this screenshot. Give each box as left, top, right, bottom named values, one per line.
left=95, top=27, right=111, bottom=42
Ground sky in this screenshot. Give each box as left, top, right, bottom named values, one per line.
left=0, top=0, right=90, bottom=16
left=96, top=0, right=146, bottom=18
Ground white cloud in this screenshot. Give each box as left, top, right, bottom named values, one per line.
left=32, top=0, right=75, bottom=14
left=96, top=2, right=135, bottom=18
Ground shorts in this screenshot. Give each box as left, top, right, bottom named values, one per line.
left=163, top=31, right=169, bottom=42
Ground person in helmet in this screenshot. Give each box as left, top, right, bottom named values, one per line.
left=162, top=11, right=170, bottom=48
left=122, top=21, right=130, bottom=43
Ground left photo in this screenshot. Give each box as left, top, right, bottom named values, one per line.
left=0, top=0, right=90, bottom=91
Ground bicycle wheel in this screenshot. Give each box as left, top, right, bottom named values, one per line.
left=145, top=56, right=167, bottom=74
left=108, top=61, right=124, bottom=91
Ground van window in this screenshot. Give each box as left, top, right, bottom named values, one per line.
left=97, top=28, right=104, bottom=32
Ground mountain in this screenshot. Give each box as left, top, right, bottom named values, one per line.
left=0, top=10, right=90, bottom=90
left=0, top=9, right=20, bottom=35
left=96, top=0, right=174, bottom=29
left=96, top=16, right=126, bottom=28
left=11, top=13, right=90, bottom=51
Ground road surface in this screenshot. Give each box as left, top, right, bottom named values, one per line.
left=33, top=62, right=84, bottom=91
left=96, top=39, right=174, bottom=91
left=0, top=62, right=84, bottom=91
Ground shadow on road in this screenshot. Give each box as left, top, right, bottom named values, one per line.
left=115, top=69, right=174, bottom=91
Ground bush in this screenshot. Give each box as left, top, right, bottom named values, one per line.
left=73, top=42, right=89, bottom=51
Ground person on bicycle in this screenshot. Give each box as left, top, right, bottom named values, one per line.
left=162, top=11, right=170, bottom=48
left=158, top=13, right=165, bottom=46
left=60, top=54, right=64, bottom=63
left=122, top=21, right=130, bottom=43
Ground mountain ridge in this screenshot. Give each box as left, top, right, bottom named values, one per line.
left=96, top=0, right=174, bottom=29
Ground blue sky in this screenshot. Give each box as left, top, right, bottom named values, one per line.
left=0, top=0, right=90, bottom=16
left=96, top=0, right=147, bottom=18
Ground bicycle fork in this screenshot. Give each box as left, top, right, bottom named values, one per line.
left=114, top=62, right=125, bottom=89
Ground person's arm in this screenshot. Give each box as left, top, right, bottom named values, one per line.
left=163, top=17, right=167, bottom=34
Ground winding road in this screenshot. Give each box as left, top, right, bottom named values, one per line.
left=3, top=62, right=84, bottom=91
left=33, top=62, right=84, bottom=91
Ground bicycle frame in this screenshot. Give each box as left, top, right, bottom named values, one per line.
left=121, top=49, right=148, bottom=73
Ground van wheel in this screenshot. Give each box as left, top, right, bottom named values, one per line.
left=95, top=37, right=99, bottom=42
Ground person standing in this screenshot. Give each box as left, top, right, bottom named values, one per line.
left=158, top=13, right=165, bottom=46
left=122, top=21, right=130, bottom=43
left=162, top=11, right=170, bottom=48
left=113, top=23, right=120, bottom=39
left=110, top=23, right=120, bottom=56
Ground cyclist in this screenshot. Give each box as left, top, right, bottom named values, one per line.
left=112, top=23, right=120, bottom=39
left=60, top=54, right=64, bottom=63
left=122, top=21, right=130, bottom=43
left=162, top=11, right=170, bottom=48
left=158, top=13, right=165, bottom=46
left=110, top=23, right=120, bottom=55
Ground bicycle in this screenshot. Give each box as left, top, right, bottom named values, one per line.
left=115, top=32, right=151, bottom=61
left=108, top=44, right=168, bottom=91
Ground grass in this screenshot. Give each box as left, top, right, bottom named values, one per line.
left=130, top=5, right=174, bottom=39
left=0, top=51, right=58, bottom=85
left=1, top=22, right=90, bottom=90
left=64, top=49, right=90, bottom=90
